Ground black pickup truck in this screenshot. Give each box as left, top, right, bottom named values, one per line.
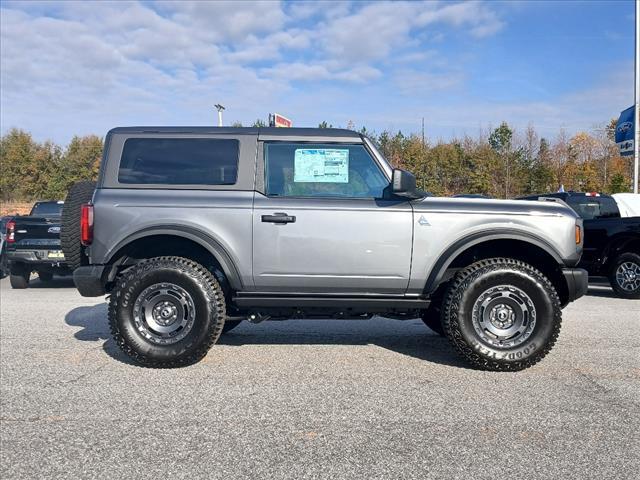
left=520, top=192, right=640, bottom=299
left=5, top=201, right=69, bottom=288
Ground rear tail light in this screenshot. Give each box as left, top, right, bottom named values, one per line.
left=6, top=220, right=15, bottom=243
left=80, top=204, right=94, bottom=246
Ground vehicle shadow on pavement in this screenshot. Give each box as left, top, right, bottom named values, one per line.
left=218, top=319, right=469, bottom=368
left=29, top=276, right=76, bottom=288
left=64, top=304, right=110, bottom=341
left=64, top=303, right=138, bottom=365
left=64, top=304, right=467, bottom=368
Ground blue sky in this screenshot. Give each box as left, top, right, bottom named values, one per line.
left=0, top=0, right=635, bottom=144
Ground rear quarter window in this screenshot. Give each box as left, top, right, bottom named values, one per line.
left=118, top=138, right=239, bottom=185
left=30, top=202, right=63, bottom=216
left=567, top=196, right=620, bottom=220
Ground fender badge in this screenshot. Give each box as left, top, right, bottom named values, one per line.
left=418, top=215, right=430, bottom=226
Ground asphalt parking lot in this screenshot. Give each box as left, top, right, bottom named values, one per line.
left=0, top=276, right=638, bottom=479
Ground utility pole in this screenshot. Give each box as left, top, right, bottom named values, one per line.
left=634, top=0, right=639, bottom=193
left=421, top=117, right=426, bottom=190
left=214, top=104, right=225, bottom=127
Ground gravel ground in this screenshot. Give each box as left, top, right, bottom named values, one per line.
left=0, top=276, right=638, bottom=479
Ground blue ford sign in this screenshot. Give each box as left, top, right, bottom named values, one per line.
left=615, top=105, right=635, bottom=157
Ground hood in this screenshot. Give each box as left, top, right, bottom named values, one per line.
left=411, top=196, right=579, bottom=219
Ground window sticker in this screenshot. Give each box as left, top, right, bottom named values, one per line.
left=294, top=149, right=349, bottom=183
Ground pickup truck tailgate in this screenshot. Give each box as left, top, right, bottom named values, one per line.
left=11, top=216, right=61, bottom=248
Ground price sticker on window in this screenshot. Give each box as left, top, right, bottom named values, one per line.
left=294, top=149, right=349, bottom=183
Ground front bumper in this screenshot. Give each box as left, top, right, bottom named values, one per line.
left=562, top=267, right=589, bottom=303
left=74, top=265, right=108, bottom=297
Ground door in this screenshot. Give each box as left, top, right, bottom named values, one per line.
left=567, top=195, right=620, bottom=267
left=252, top=141, right=413, bottom=294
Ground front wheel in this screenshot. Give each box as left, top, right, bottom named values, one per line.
left=609, top=252, right=640, bottom=299
left=9, top=264, right=30, bottom=289
left=10, top=272, right=30, bottom=289
left=442, top=258, right=562, bottom=371
left=108, top=256, right=227, bottom=367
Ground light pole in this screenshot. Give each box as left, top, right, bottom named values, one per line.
left=214, top=104, right=225, bottom=127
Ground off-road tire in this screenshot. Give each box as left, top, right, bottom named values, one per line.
left=0, top=251, right=8, bottom=279
left=108, top=256, right=226, bottom=368
left=61, top=181, right=96, bottom=270
left=442, top=257, right=562, bottom=372
left=222, top=319, right=243, bottom=334
left=421, top=303, right=443, bottom=336
left=608, top=252, right=640, bottom=299
left=9, top=266, right=29, bottom=289
left=38, top=271, right=54, bottom=282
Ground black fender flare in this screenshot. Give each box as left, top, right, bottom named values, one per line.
left=601, top=233, right=640, bottom=266
left=423, top=229, right=565, bottom=294
left=104, top=225, right=244, bottom=290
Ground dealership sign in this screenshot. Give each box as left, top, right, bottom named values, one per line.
left=269, top=113, right=292, bottom=128
left=615, top=105, right=634, bottom=157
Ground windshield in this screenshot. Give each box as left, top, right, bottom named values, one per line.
left=30, top=202, right=63, bottom=216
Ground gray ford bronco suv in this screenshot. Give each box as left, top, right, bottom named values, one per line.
left=63, top=127, right=588, bottom=371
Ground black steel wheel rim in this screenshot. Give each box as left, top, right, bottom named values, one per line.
left=132, top=283, right=196, bottom=345
left=471, top=285, right=537, bottom=349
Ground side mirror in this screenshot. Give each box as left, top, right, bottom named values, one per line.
left=392, top=169, right=421, bottom=199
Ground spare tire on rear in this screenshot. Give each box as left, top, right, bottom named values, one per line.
left=61, top=181, right=96, bottom=271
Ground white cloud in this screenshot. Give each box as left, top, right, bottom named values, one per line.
left=287, top=1, right=353, bottom=21
left=319, top=1, right=505, bottom=64
left=1, top=0, right=511, bottom=143
left=394, top=70, right=465, bottom=94
left=415, top=1, right=504, bottom=38
left=157, top=1, right=288, bottom=43
left=260, top=62, right=381, bottom=83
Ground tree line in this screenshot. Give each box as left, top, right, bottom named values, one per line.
left=1, top=129, right=102, bottom=202
left=0, top=120, right=634, bottom=202
left=363, top=119, right=632, bottom=197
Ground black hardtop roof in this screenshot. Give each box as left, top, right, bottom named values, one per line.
left=107, top=126, right=362, bottom=138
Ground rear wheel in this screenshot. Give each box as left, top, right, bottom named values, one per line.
left=9, top=265, right=30, bottom=289
left=61, top=181, right=96, bottom=270
left=609, top=252, right=640, bottom=299
left=0, top=251, right=8, bottom=279
left=109, top=256, right=227, bottom=367
left=442, top=258, right=561, bottom=371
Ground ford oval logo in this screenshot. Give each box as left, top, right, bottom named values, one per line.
left=48, top=226, right=61, bottom=234
left=617, top=121, right=633, bottom=133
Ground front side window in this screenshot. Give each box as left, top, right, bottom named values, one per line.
left=118, top=138, right=239, bottom=185
left=264, top=143, right=388, bottom=198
